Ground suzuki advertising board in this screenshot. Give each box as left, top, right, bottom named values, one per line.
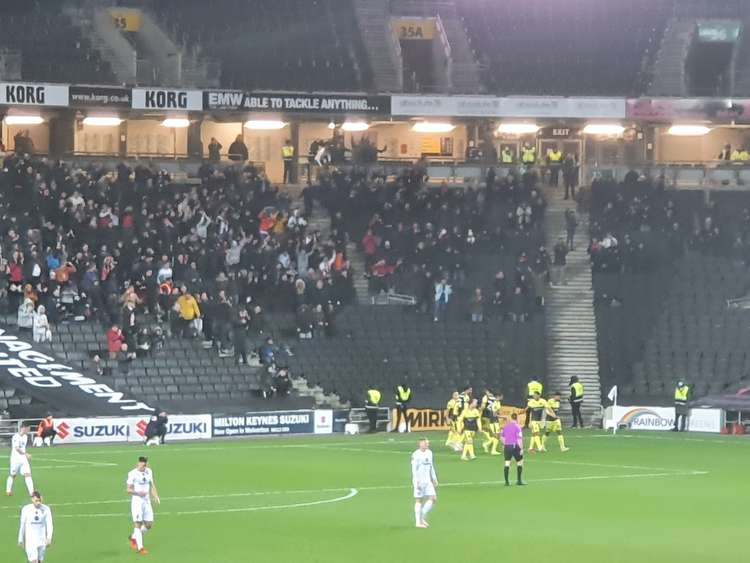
left=127, top=414, right=212, bottom=442
left=54, top=417, right=132, bottom=444
left=213, top=410, right=315, bottom=437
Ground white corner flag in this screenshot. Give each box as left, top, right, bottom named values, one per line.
left=607, top=385, right=618, bottom=403
left=607, top=386, right=618, bottom=435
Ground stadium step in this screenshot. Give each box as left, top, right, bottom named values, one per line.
left=543, top=187, right=601, bottom=424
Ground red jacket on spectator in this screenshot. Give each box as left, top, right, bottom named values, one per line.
left=361, top=232, right=380, bottom=256
left=8, top=262, right=22, bottom=283
left=107, top=326, right=124, bottom=356
left=371, top=259, right=396, bottom=278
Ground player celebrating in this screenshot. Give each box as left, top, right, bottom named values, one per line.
left=411, top=438, right=438, bottom=528
left=18, top=491, right=53, bottom=563
left=542, top=392, right=570, bottom=452
left=502, top=413, right=526, bottom=486
left=527, top=392, right=546, bottom=453
left=458, top=398, right=482, bottom=461
left=445, top=391, right=461, bottom=451
left=127, top=456, right=160, bottom=555
left=481, top=390, right=503, bottom=455
left=6, top=421, right=34, bottom=497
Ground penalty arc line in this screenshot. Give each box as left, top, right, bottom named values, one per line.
left=2, top=470, right=708, bottom=516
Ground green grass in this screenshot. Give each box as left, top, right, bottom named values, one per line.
left=0, top=430, right=742, bottom=563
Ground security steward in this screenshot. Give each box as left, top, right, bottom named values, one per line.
left=365, top=385, right=382, bottom=433
left=393, top=381, right=412, bottom=432
left=672, top=380, right=690, bottom=432
left=282, top=139, right=295, bottom=184
left=521, top=143, right=536, bottom=166
left=524, top=379, right=543, bottom=428
left=501, top=146, right=514, bottom=164
left=569, top=376, right=584, bottom=428
left=547, top=146, right=563, bottom=186
left=36, top=414, right=56, bottom=447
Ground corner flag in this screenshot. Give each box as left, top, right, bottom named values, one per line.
left=607, top=385, right=618, bottom=403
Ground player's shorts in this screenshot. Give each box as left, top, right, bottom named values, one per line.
left=546, top=419, right=562, bottom=433
left=530, top=421, right=543, bottom=433
left=489, top=422, right=501, bottom=435
left=463, top=430, right=475, bottom=443
left=10, top=457, right=31, bottom=476
left=25, top=543, right=46, bottom=562
left=504, top=445, right=523, bottom=462
left=413, top=481, right=436, bottom=499
left=131, top=496, right=154, bottom=523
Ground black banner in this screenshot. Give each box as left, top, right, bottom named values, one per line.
left=0, top=327, right=153, bottom=415
left=70, top=86, right=132, bottom=108
left=204, top=91, right=390, bottom=114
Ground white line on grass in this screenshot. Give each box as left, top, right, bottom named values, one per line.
left=3, top=470, right=708, bottom=517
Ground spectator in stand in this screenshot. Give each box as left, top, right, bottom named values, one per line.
left=551, top=238, right=569, bottom=286
left=469, top=288, right=484, bottom=323
left=228, top=135, right=249, bottom=162
left=562, top=153, right=578, bottom=200
left=32, top=305, right=51, bottom=343
left=107, top=324, right=124, bottom=359
left=17, top=292, right=34, bottom=333
left=232, top=306, right=250, bottom=364
left=259, top=336, right=276, bottom=365
left=208, top=137, right=223, bottom=162
left=565, top=209, right=578, bottom=250
left=433, top=279, right=452, bottom=322
left=175, top=286, right=201, bottom=338
left=509, top=286, right=527, bottom=323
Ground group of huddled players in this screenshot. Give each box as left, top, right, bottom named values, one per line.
left=7, top=421, right=160, bottom=561
left=444, top=383, right=570, bottom=460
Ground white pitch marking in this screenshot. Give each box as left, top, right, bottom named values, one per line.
left=3, top=469, right=708, bottom=516
left=32, top=488, right=360, bottom=519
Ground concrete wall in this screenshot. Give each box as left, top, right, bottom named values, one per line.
left=75, top=124, right=120, bottom=155
left=127, top=119, right=187, bottom=157
left=5, top=123, right=49, bottom=154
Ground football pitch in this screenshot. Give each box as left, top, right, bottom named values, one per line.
left=0, top=430, right=742, bottom=563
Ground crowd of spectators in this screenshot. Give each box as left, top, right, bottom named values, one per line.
left=588, top=174, right=750, bottom=276
left=0, top=153, right=354, bottom=374
left=316, top=166, right=549, bottom=322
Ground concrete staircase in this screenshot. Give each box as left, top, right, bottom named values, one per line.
left=292, top=376, right=348, bottom=408
left=543, top=187, right=601, bottom=426
left=430, top=2, right=481, bottom=93
left=648, top=18, right=696, bottom=96
left=353, top=0, right=403, bottom=92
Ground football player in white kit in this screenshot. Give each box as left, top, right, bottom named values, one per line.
left=6, top=421, right=34, bottom=497
left=18, top=491, right=53, bottom=563
left=126, top=456, right=160, bottom=555
left=411, top=438, right=438, bottom=528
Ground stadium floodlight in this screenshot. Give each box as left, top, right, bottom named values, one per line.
left=412, top=121, right=455, bottom=133
left=82, top=116, right=123, bottom=127
left=244, top=120, right=287, bottom=130
left=327, top=121, right=336, bottom=129
left=667, top=124, right=711, bottom=136
left=341, top=121, right=369, bottom=132
left=497, top=122, right=539, bottom=134
left=161, top=118, right=190, bottom=128
left=4, top=115, right=44, bottom=125
left=582, top=123, right=625, bottom=135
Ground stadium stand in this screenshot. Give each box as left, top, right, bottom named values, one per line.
left=138, top=0, right=373, bottom=91
left=458, top=0, right=671, bottom=96
left=0, top=1, right=116, bottom=84
left=591, top=178, right=750, bottom=404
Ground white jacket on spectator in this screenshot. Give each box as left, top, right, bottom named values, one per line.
left=17, top=297, right=34, bottom=329
left=434, top=282, right=453, bottom=303
left=33, top=306, right=51, bottom=343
